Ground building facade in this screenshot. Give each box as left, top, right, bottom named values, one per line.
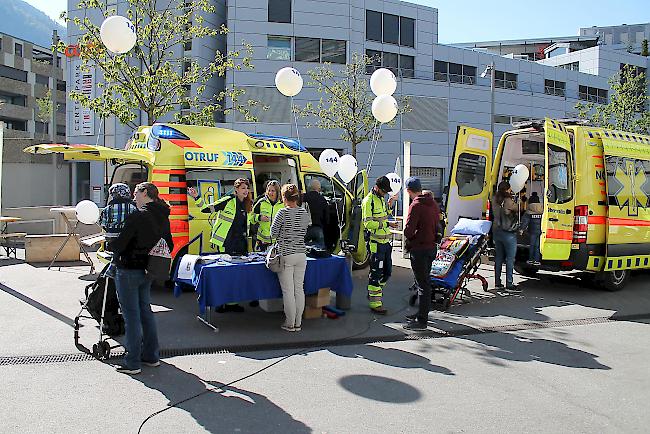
left=66, top=1, right=650, bottom=203
left=0, top=32, right=70, bottom=212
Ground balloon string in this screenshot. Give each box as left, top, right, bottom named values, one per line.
left=330, top=176, right=344, bottom=243
left=365, top=120, right=378, bottom=172
left=291, top=99, right=301, bottom=143
left=367, top=122, right=382, bottom=174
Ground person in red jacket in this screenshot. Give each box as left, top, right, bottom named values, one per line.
left=402, top=177, right=440, bottom=330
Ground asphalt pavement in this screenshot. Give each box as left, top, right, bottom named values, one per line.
left=1, top=249, right=649, bottom=433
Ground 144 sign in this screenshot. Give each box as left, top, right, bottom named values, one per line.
left=607, top=157, right=650, bottom=216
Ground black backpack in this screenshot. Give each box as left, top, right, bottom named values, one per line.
left=84, top=271, right=124, bottom=336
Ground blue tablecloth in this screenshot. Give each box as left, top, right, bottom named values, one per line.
left=174, top=255, right=353, bottom=313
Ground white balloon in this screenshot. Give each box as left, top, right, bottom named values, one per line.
left=372, top=95, right=398, bottom=123
left=275, top=67, right=303, bottom=97
left=386, top=172, right=402, bottom=194
left=75, top=200, right=100, bottom=225
left=370, top=68, right=397, bottom=96
left=510, top=164, right=530, bottom=194
left=337, top=154, right=358, bottom=184
left=100, top=16, right=137, bottom=54
left=318, top=149, right=340, bottom=178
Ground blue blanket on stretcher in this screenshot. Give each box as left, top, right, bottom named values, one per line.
left=430, top=256, right=466, bottom=290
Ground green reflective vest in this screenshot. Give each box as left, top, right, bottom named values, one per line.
left=252, top=196, right=284, bottom=244
left=361, top=192, right=391, bottom=244
left=195, top=195, right=238, bottom=249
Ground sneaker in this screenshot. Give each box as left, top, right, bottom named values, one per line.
left=506, top=285, right=521, bottom=292
left=494, top=283, right=505, bottom=290
left=533, top=261, right=541, bottom=266
left=403, top=320, right=427, bottom=331
left=526, top=260, right=534, bottom=265
left=142, top=360, right=160, bottom=367
left=405, top=313, right=417, bottom=321
left=115, top=366, right=141, bottom=375
left=370, top=306, right=388, bottom=315
left=293, top=326, right=302, bottom=332
left=280, top=325, right=295, bottom=332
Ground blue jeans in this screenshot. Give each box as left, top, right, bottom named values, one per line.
left=493, top=229, right=517, bottom=287
left=115, top=268, right=159, bottom=370
left=528, top=232, right=541, bottom=262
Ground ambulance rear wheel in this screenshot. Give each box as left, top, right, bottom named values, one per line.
left=598, top=269, right=629, bottom=292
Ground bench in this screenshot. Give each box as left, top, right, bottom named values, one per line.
left=0, top=233, right=27, bottom=258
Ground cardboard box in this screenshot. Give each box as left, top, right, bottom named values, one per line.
left=25, top=234, right=80, bottom=263
left=303, top=306, right=323, bottom=319
left=259, top=298, right=284, bottom=312
left=306, top=288, right=331, bottom=308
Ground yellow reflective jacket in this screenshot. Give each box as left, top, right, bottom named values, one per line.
left=362, top=191, right=391, bottom=244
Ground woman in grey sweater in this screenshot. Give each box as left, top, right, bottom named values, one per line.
left=271, top=184, right=311, bottom=332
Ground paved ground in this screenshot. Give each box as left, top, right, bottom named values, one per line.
left=1, top=250, right=649, bottom=433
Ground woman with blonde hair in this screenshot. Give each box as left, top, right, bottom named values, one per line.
left=252, top=180, right=283, bottom=251
left=271, top=184, right=311, bottom=331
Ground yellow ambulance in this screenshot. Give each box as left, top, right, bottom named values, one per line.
left=446, top=118, right=650, bottom=290
left=25, top=124, right=369, bottom=269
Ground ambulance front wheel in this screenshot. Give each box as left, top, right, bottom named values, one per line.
left=597, top=269, right=629, bottom=292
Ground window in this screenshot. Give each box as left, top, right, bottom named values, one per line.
left=0, top=118, right=27, bottom=131
left=267, top=36, right=291, bottom=60
left=400, top=55, right=414, bottom=78
left=411, top=167, right=444, bottom=198
left=110, top=164, right=149, bottom=199
left=558, top=62, right=579, bottom=71
left=382, top=52, right=398, bottom=74
left=0, top=65, right=27, bottom=82
left=433, top=61, right=475, bottom=85
left=400, top=17, right=415, bottom=47
left=366, top=10, right=382, bottom=42
left=321, top=39, right=346, bottom=64
left=56, top=80, right=66, bottom=92
left=547, top=145, right=572, bottom=204
left=303, top=174, right=345, bottom=201
left=0, top=92, right=26, bottom=106
left=366, top=49, right=382, bottom=73
left=268, top=0, right=291, bottom=23
left=14, top=43, right=23, bottom=57
left=186, top=169, right=253, bottom=209
left=495, top=70, right=517, bottom=90
left=295, top=37, right=320, bottom=62
left=35, top=74, right=50, bottom=86
left=579, top=85, right=608, bottom=104
left=383, top=13, right=399, bottom=44
left=35, top=122, right=48, bottom=134
left=366, top=10, right=415, bottom=47
left=544, top=79, right=565, bottom=97
left=456, top=153, right=486, bottom=197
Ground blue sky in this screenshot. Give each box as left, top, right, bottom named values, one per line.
left=25, top=0, right=650, bottom=43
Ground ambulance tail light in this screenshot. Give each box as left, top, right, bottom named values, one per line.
left=572, top=205, right=589, bottom=244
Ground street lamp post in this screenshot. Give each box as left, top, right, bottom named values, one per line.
left=481, top=62, right=495, bottom=141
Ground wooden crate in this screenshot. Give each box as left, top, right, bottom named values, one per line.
left=25, top=234, right=80, bottom=263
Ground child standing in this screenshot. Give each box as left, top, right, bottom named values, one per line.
left=99, top=183, right=138, bottom=275
left=521, top=192, right=543, bottom=265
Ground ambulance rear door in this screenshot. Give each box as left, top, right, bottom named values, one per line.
left=445, top=126, right=493, bottom=233
left=345, top=170, right=369, bottom=265
left=600, top=132, right=650, bottom=271
left=541, top=119, right=575, bottom=261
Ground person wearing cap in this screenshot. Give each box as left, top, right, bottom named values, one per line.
left=99, top=183, right=138, bottom=235
left=362, top=176, right=399, bottom=314
left=402, top=177, right=440, bottom=330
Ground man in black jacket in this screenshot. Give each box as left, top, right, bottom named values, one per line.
left=303, top=179, right=329, bottom=249
left=111, top=182, right=173, bottom=375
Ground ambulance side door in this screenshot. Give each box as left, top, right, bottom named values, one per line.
left=445, top=126, right=493, bottom=234
left=541, top=119, right=575, bottom=260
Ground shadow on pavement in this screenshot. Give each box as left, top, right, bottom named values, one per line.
left=0, top=282, right=75, bottom=327
left=338, top=374, right=422, bottom=403
left=132, top=361, right=311, bottom=434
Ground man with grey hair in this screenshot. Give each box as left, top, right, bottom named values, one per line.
left=303, top=178, right=328, bottom=248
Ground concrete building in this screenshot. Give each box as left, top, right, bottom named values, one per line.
left=0, top=32, right=69, bottom=214
left=66, top=1, right=650, bottom=202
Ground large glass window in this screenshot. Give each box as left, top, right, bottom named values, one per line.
left=400, top=16, right=415, bottom=47
left=383, top=13, right=399, bottom=44
left=35, top=74, right=50, bottom=86
left=544, top=79, right=565, bottom=97
left=399, top=55, right=414, bottom=78
left=366, top=49, right=382, bottom=73
left=14, top=43, right=22, bottom=57
left=0, top=92, right=26, bottom=106
left=382, top=51, right=398, bottom=74
left=268, top=0, right=291, bottom=23
left=495, top=70, right=517, bottom=90
left=0, top=65, right=27, bottom=82
left=433, top=61, right=475, bottom=84
left=321, top=39, right=346, bottom=64
left=456, top=153, right=486, bottom=197
left=449, top=62, right=463, bottom=83
left=267, top=36, right=291, bottom=60
left=579, top=85, right=608, bottom=104
left=547, top=145, right=572, bottom=204
left=295, top=37, right=320, bottom=62
left=366, top=10, right=382, bottom=42
left=434, top=60, right=447, bottom=81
